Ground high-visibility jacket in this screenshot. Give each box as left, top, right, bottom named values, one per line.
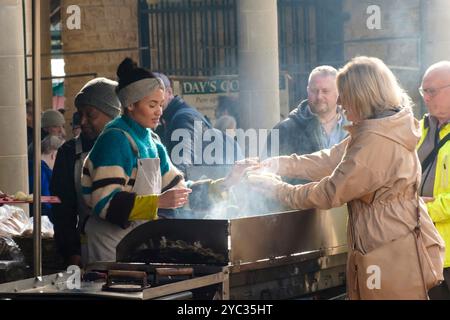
left=418, top=116, right=450, bottom=268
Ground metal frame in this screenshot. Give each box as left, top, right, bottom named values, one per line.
left=229, top=207, right=348, bottom=265
left=31, top=0, right=43, bottom=278
left=0, top=205, right=348, bottom=299
left=0, top=267, right=229, bottom=300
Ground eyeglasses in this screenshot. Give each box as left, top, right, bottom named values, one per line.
left=419, top=84, right=450, bottom=98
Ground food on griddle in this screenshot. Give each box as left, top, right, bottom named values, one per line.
left=127, top=236, right=226, bottom=265
left=159, top=237, right=226, bottom=263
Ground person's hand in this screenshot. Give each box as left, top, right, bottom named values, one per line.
left=245, top=172, right=283, bottom=195
left=259, top=157, right=282, bottom=174
left=158, top=188, right=192, bottom=209
left=421, top=196, right=434, bottom=203
left=223, top=157, right=261, bottom=188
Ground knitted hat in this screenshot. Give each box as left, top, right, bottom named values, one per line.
left=41, top=109, right=65, bottom=128
left=74, top=77, right=121, bottom=118
left=71, top=111, right=81, bottom=128
left=116, top=58, right=164, bottom=108
left=153, top=72, right=171, bottom=89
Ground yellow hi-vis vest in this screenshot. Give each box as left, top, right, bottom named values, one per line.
left=418, top=117, right=450, bottom=268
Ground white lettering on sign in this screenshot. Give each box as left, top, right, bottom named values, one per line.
left=182, top=80, right=239, bottom=95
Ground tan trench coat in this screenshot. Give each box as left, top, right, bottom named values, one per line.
left=272, top=107, right=445, bottom=299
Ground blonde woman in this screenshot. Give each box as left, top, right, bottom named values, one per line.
left=247, top=56, right=445, bottom=299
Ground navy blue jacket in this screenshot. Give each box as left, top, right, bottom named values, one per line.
left=158, top=96, right=242, bottom=178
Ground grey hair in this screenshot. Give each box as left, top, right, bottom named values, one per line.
left=308, top=65, right=338, bottom=84
left=41, top=135, right=64, bottom=155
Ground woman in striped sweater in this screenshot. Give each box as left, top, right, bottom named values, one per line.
left=81, top=58, right=191, bottom=263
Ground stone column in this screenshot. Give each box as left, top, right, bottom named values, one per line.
left=237, top=0, right=280, bottom=130
left=0, top=0, right=28, bottom=196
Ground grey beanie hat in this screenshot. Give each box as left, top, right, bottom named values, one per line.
left=153, top=72, right=171, bottom=89
left=74, top=77, right=121, bottom=118
left=41, top=110, right=65, bottom=128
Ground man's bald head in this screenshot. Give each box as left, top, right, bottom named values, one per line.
left=424, top=61, right=450, bottom=79
left=421, top=61, right=450, bottom=125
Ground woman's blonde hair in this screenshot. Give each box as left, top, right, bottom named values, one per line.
left=337, top=56, right=412, bottom=120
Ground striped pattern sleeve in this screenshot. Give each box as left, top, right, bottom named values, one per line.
left=81, top=130, right=137, bottom=228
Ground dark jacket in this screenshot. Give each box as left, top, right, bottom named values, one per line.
left=266, top=100, right=327, bottom=157
left=50, top=133, right=95, bottom=262
left=159, top=96, right=243, bottom=178
left=266, top=100, right=348, bottom=184
left=27, top=126, right=33, bottom=146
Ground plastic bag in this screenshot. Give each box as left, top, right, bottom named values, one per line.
left=22, top=216, right=54, bottom=239
left=0, top=236, right=25, bottom=261
left=0, top=205, right=29, bottom=237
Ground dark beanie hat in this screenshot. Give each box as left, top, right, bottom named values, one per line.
left=72, top=111, right=81, bottom=128
left=116, top=58, right=154, bottom=90
left=74, top=77, right=121, bottom=118
left=116, top=58, right=164, bottom=108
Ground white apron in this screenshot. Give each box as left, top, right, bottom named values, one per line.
left=74, top=137, right=91, bottom=267
left=84, top=129, right=161, bottom=264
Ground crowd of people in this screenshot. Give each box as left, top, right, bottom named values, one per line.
left=22, top=56, right=450, bottom=300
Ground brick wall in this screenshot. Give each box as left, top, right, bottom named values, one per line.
left=61, top=0, right=139, bottom=137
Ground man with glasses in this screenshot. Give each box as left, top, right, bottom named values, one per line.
left=417, top=61, right=450, bottom=299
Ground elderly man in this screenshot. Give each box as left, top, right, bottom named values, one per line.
left=417, top=61, right=450, bottom=300
left=50, top=77, right=121, bottom=267
left=41, top=109, right=66, bottom=140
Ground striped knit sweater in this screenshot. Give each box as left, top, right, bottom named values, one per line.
left=81, top=114, right=182, bottom=228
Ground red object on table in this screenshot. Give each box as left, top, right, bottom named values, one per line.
left=0, top=196, right=61, bottom=204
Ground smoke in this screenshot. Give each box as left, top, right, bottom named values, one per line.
left=203, top=163, right=287, bottom=220
left=203, top=182, right=288, bottom=220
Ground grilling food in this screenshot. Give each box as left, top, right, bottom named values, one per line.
left=127, top=236, right=226, bottom=265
